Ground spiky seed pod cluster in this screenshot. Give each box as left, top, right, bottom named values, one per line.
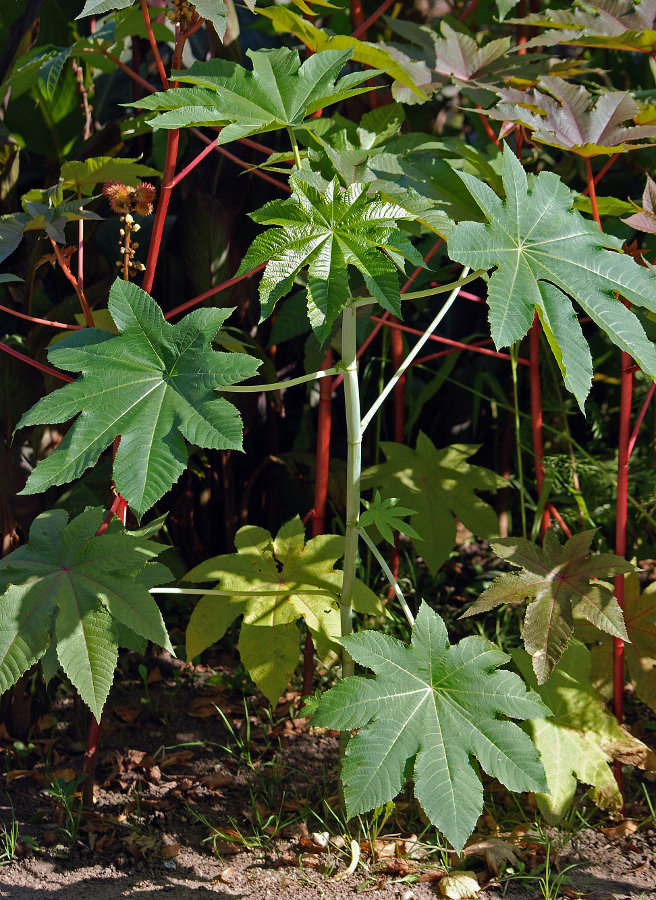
left=168, top=0, right=196, bottom=26
left=102, top=181, right=156, bottom=216
left=103, top=183, right=156, bottom=279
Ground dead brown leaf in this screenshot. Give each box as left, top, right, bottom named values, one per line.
left=113, top=706, right=141, bottom=724
left=463, top=837, right=519, bottom=874
left=601, top=819, right=638, bottom=839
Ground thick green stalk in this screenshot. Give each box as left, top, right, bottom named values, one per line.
left=340, top=303, right=361, bottom=680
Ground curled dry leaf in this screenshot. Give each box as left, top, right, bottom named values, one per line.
left=439, top=870, right=481, bottom=899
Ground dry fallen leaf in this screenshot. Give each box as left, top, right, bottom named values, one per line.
left=463, top=837, right=519, bottom=874
left=439, top=871, right=481, bottom=899
left=113, top=706, right=141, bottom=724
left=601, top=819, right=639, bottom=839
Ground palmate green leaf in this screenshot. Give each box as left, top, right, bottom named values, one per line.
left=513, top=642, right=656, bottom=820
left=60, top=157, right=160, bottom=197
left=17, top=279, right=260, bottom=517
left=361, top=435, right=506, bottom=573
left=184, top=517, right=382, bottom=705
left=463, top=530, right=633, bottom=684
left=577, top=574, right=656, bottom=713
left=511, top=0, right=656, bottom=53
left=132, top=47, right=375, bottom=142
left=237, top=176, right=423, bottom=342
left=359, top=492, right=421, bottom=546
left=487, top=78, right=656, bottom=156
left=448, top=147, right=656, bottom=410
left=0, top=507, right=173, bottom=720
left=312, top=602, right=549, bottom=852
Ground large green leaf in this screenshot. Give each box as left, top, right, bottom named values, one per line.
left=463, top=530, right=633, bottom=683
left=361, top=435, right=506, bottom=573
left=448, top=147, right=656, bottom=409
left=132, top=47, right=375, bottom=142
left=17, top=279, right=260, bottom=517
left=184, top=516, right=382, bottom=705
left=513, top=642, right=656, bottom=820
left=312, top=601, right=549, bottom=852
left=0, top=507, right=173, bottom=719
left=487, top=78, right=656, bottom=156
left=577, top=573, right=656, bottom=713
left=237, top=176, right=423, bottom=342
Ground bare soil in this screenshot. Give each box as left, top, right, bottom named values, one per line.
left=0, top=651, right=654, bottom=900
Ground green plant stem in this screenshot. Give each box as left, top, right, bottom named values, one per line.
left=361, top=268, right=469, bottom=434
left=288, top=127, right=303, bottom=169
left=340, top=303, right=361, bottom=681
left=352, top=268, right=484, bottom=308
left=222, top=366, right=339, bottom=392
left=357, top=527, right=414, bottom=627
left=510, top=342, right=528, bottom=538
left=150, top=587, right=333, bottom=596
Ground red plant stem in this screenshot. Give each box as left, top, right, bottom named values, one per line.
left=0, top=304, right=81, bottom=330
left=351, top=0, right=397, bottom=38
left=139, top=0, right=169, bottom=89
left=143, top=128, right=179, bottom=294
left=387, top=321, right=404, bottom=598
left=585, top=158, right=601, bottom=224
left=517, top=0, right=527, bottom=52
left=458, top=0, right=479, bottom=22
left=548, top=504, right=572, bottom=539
left=99, top=49, right=155, bottom=94
left=586, top=158, right=631, bottom=734
left=458, top=289, right=486, bottom=303
left=82, top=714, right=102, bottom=809
left=614, top=347, right=633, bottom=724
left=302, top=349, right=334, bottom=695
left=350, top=0, right=366, bottom=35
left=628, top=382, right=655, bottom=459
left=95, top=494, right=124, bottom=536
left=582, top=153, right=620, bottom=195
left=142, top=26, right=190, bottom=294
left=170, top=137, right=220, bottom=186
left=529, top=313, right=551, bottom=539
left=0, top=341, right=74, bottom=382
left=49, top=239, right=94, bottom=327
left=77, top=212, right=84, bottom=294
left=475, top=104, right=501, bottom=147
left=164, top=262, right=266, bottom=320
left=368, top=316, right=529, bottom=364
left=413, top=338, right=502, bottom=366
left=189, top=128, right=291, bottom=193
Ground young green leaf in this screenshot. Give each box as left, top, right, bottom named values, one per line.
left=184, top=517, right=382, bottom=705
left=0, top=507, right=173, bottom=720
left=361, top=435, right=506, bottom=573
left=463, top=530, right=633, bottom=683
left=132, top=47, right=375, bottom=141
left=487, top=78, right=656, bottom=156
left=237, top=176, right=423, bottom=342
left=577, top=573, right=656, bottom=713
left=311, top=601, right=549, bottom=852
left=359, top=492, right=420, bottom=546
left=447, top=146, right=656, bottom=409
left=513, top=642, right=656, bottom=820
left=60, top=157, right=160, bottom=197
left=17, top=279, right=260, bottom=517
